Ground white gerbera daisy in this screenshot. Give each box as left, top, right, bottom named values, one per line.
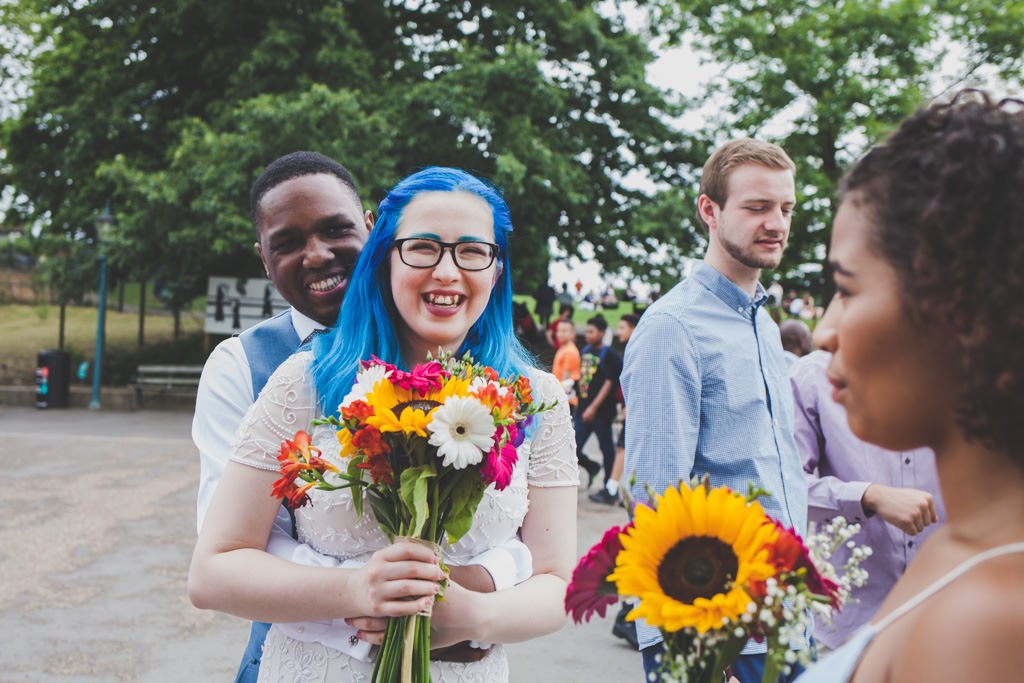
left=427, top=396, right=495, bottom=469
left=340, top=364, right=392, bottom=410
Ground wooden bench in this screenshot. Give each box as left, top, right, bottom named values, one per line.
left=132, top=365, right=204, bottom=409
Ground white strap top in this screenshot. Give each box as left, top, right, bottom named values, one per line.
left=796, top=541, right=1024, bottom=683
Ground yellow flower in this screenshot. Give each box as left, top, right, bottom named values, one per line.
left=608, top=483, right=778, bottom=633
left=430, top=375, right=471, bottom=403
left=337, top=428, right=355, bottom=458
left=364, top=379, right=432, bottom=436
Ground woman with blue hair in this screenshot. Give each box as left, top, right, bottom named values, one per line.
left=190, top=167, right=579, bottom=681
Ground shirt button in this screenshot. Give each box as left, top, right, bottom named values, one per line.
left=297, top=626, right=305, bottom=633
left=905, top=457, right=911, bottom=464
left=907, top=541, right=914, bottom=548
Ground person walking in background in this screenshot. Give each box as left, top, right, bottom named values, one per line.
left=791, top=349, right=943, bottom=650
left=545, top=302, right=574, bottom=350
left=589, top=313, right=639, bottom=506
left=595, top=313, right=642, bottom=652
left=551, top=317, right=581, bottom=412
left=575, top=314, right=622, bottom=489
left=623, top=138, right=806, bottom=683
left=534, top=281, right=556, bottom=328
left=780, top=318, right=813, bottom=366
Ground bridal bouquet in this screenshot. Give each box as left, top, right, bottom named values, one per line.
left=271, top=353, right=553, bottom=683
left=564, top=479, right=871, bottom=683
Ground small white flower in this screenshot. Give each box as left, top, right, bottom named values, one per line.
left=340, top=364, right=392, bottom=409
left=427, top=396, right=495, bottom=469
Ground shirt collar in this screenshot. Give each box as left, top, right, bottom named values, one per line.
left=692, top=261, right=770, bottom=314
left=290, top=308, right=326, bottom=343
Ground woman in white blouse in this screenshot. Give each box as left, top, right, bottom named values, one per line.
left=189, top=167, right=578, bottom=682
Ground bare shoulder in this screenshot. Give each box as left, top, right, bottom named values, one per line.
left=892, top=555, right=1024, bottom=682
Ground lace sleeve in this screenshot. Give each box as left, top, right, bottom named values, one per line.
left=230, top=351, right=319, bottom=472
left=526, top=370, right=579, bottom=487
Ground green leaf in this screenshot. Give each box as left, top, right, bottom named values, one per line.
left=399, top=466, right=435, bottom=538
left=347, top=455, right=366, bottom=518
left=367, top=490, right=399, bottom=539
left=442, top=469, right=488, bottom=545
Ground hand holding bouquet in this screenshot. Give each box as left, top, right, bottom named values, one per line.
left=565, top=478, right=870, bottom=683
left=271, top=352, right=553, bottom=683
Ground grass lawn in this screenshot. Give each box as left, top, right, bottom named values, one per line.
left=0, top=303, right=205, bottom=384
left=511, top=294, right=646, bottom=329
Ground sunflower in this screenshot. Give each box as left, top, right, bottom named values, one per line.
left=363, top=375, right=472, bottom=437
left=608, top=483, right=779, bottom=634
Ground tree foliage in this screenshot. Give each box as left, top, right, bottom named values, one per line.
left=1, top=0, right=691, bottom=302
left=648, top=0, right=1024, bottom=291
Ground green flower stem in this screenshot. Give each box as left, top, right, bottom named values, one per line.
left=417, top=615, right=431, bottom=680
left=401, top=614, right=417, bottom=683
left=760, top=636, right=784, bottom=683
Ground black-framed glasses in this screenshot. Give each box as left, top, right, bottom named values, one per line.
left=393, top=237, right=499, bottom=271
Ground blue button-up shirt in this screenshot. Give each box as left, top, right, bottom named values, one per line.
left=622, top=261, right=808, bottom=652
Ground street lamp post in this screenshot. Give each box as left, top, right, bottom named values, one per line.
left=89, top=204, right=116, bottom=411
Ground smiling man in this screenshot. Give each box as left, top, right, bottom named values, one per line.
left=192, top=152, right=373, bottom=682
left=621, top=139, right=808, bottom=683
left=195, top=152, right=372, bottom=536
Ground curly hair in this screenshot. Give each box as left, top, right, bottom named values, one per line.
left=839, top=90, right=1024, bottom=459
left=249, top=151, right=360, bottom=232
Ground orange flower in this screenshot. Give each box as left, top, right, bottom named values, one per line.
left=515, top=376, right=533, bottom=404
left=279, top=431, right=339, bottom=474
left=271, top=477, right=316, bottom=509
left=473, top=383, right=516, bottom=420
left=342, top=400, right=374, bottom=422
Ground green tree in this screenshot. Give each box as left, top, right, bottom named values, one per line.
left=2, top=0, right=691, bottom=304
left=648, top=0, right=1024, bottom=292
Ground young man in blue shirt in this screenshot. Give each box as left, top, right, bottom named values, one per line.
left=622, top=139, right=808, bottom=683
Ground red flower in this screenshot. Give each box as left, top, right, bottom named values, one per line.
left=342, top=400, right=374, bottom=422
left=480, top=431, right=518, bottom=490
left=391, top=361, right=447, bottom=394
left=357, top=450, right=395, bottom=485
left=361, top=355, right=398, bottom=374
left=483, top=367, right=499, bottom=382
left=352, top=425, right=390, bottom=456
left=764, top=522, right=842, bottom=608
left=565, top=524, right=630, bottom=623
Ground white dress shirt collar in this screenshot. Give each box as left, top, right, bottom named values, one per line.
left=290, top=308, right=326, bottom=344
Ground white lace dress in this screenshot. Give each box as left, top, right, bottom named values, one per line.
left=230, top=352, right=579, bottom=682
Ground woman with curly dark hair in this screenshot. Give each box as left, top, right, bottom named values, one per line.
left=796, top=91, right=1024, bottom=682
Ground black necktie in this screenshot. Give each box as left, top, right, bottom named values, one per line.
left=300, top=328, right=327, bottom=347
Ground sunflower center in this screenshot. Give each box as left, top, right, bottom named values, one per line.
left=393, top=399, right=442, bottom=418
left=658, top=536, right=738, bottom=604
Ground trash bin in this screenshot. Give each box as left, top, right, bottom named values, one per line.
left=36, top=349, right=71, bottom=409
